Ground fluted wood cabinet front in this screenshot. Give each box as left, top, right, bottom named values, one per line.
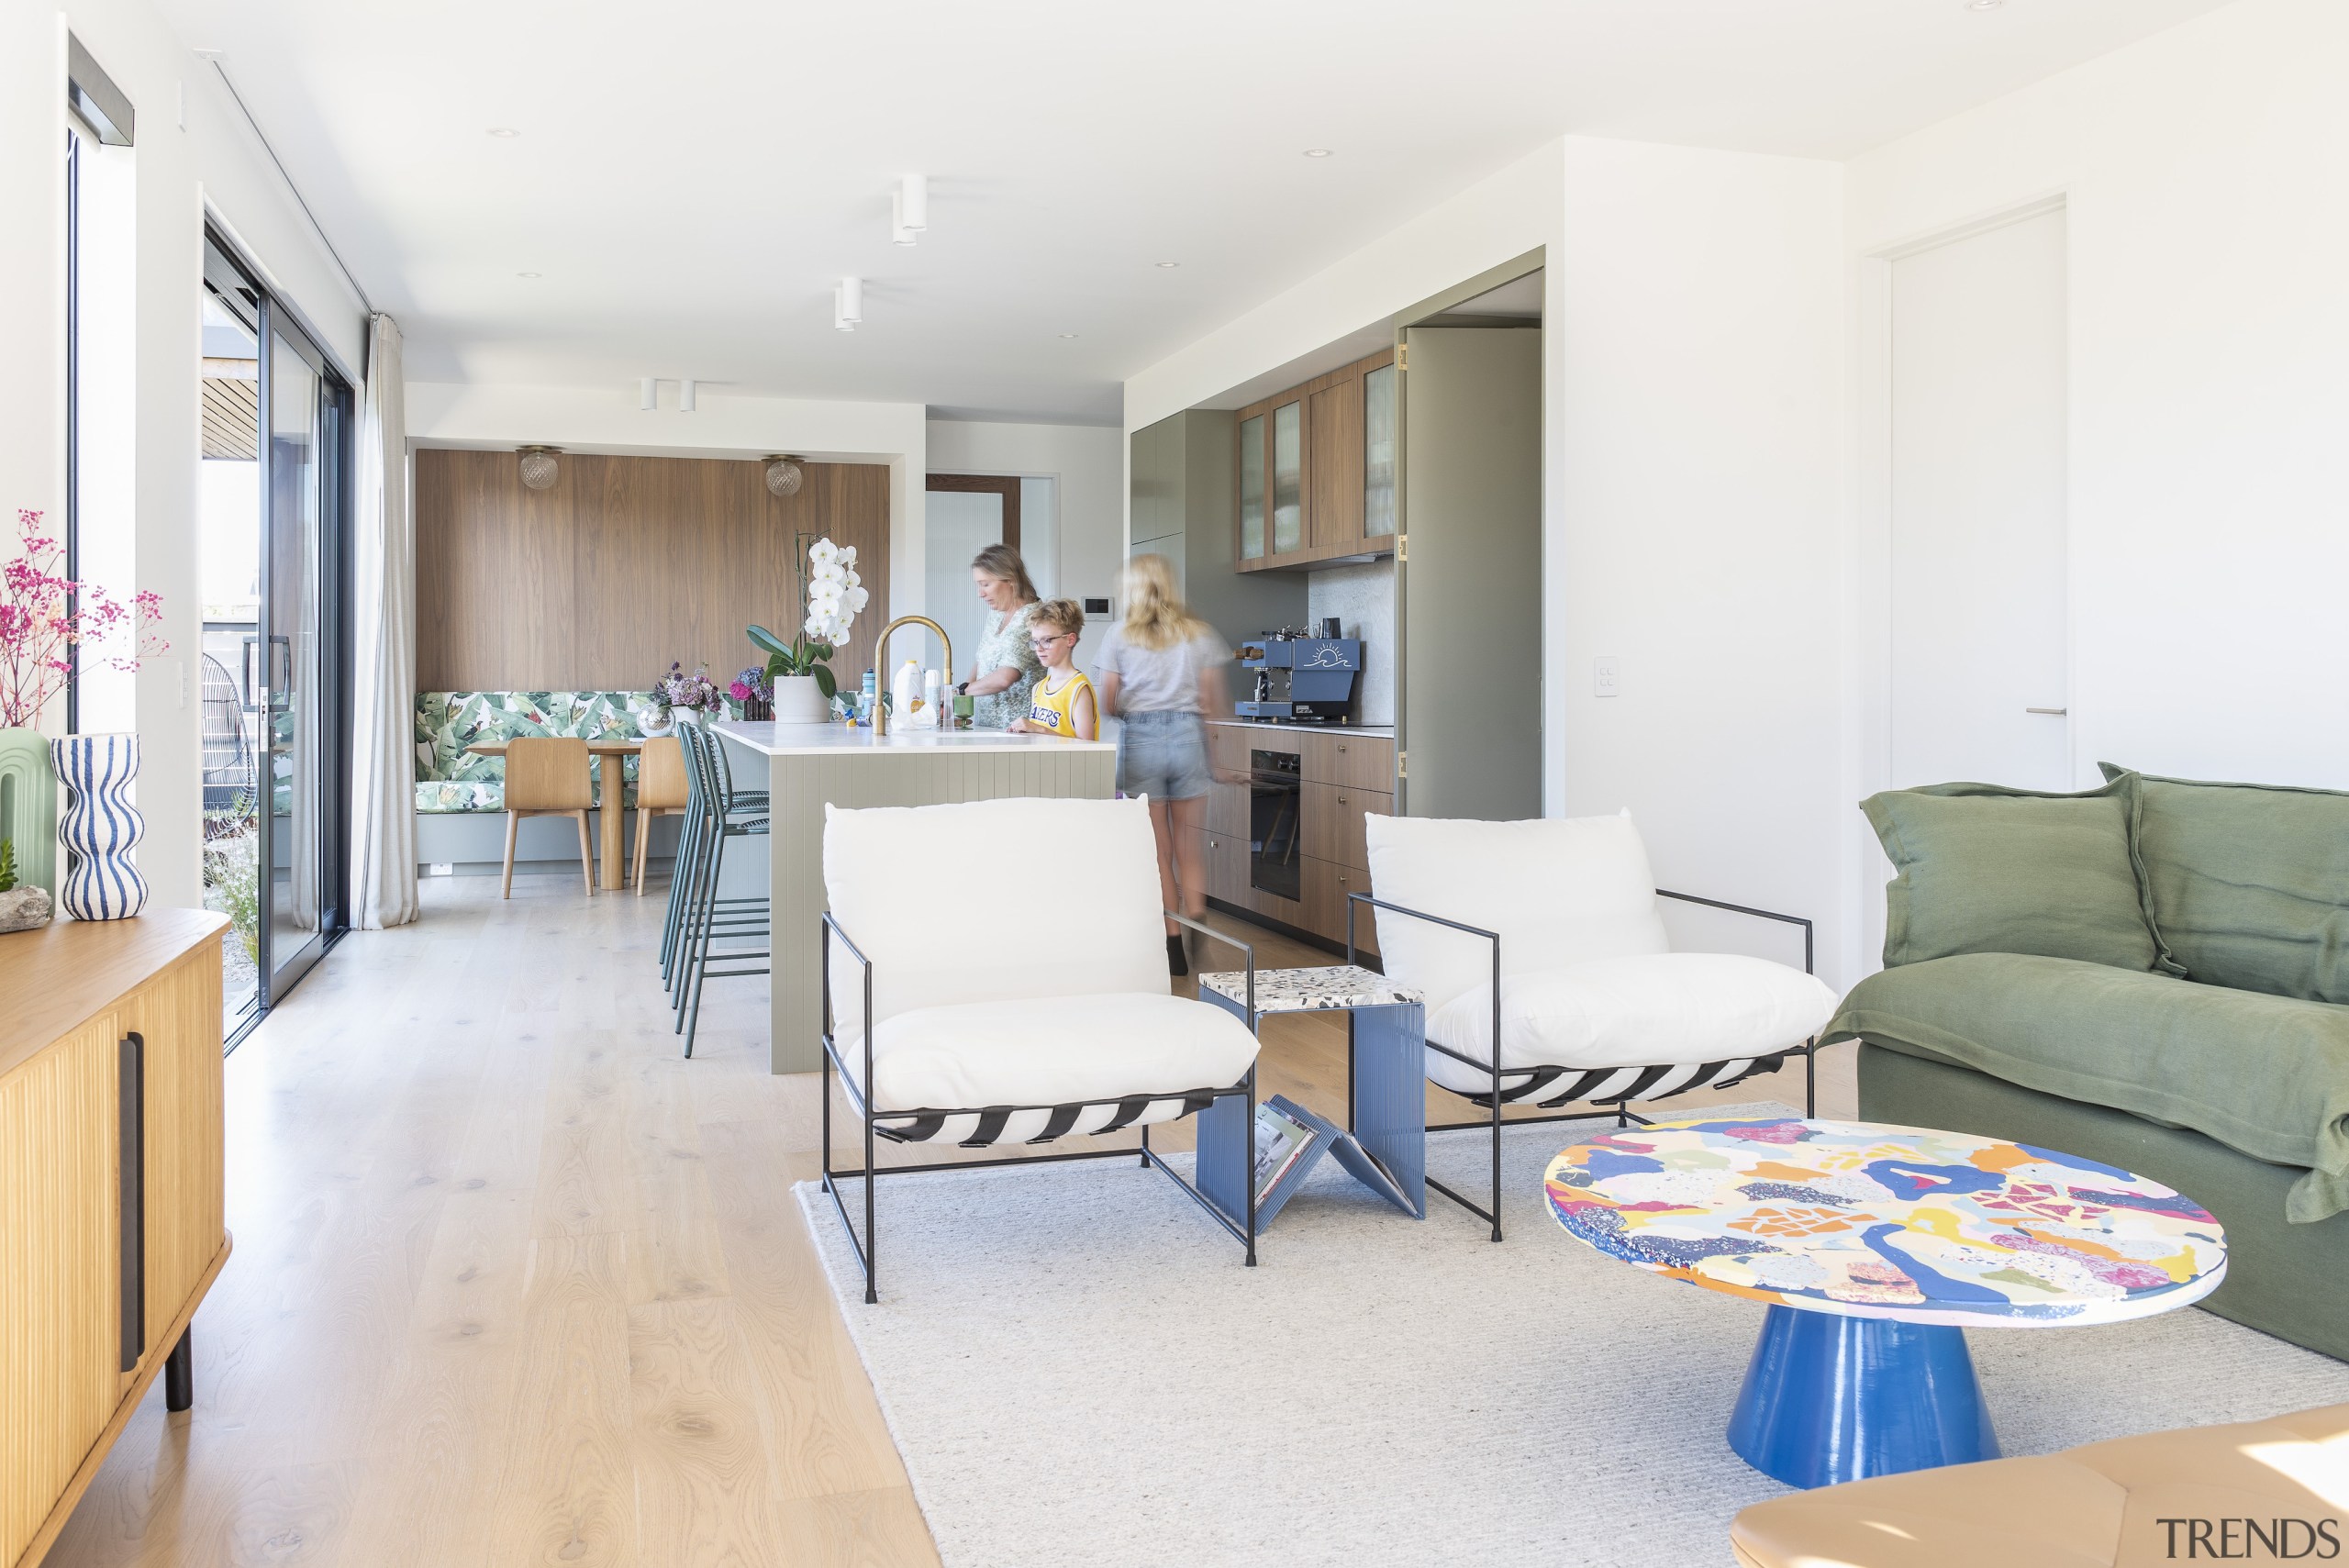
left=1, top=910, right=228, bottom=1568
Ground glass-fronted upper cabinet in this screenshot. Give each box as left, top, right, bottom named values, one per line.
left=1364, top=362, right=1397, bottom=539
left=1238, top=413, right=1265, bottom=560
left=1271, top=401, right=1303, bottom=554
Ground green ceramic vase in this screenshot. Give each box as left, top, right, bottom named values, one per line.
left=0, top=728, right=60, bottom=896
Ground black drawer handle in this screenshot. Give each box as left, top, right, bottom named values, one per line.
left=118, top=1032, right=145, bottom=1373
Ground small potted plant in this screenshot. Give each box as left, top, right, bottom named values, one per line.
left=749, top=537, right=868, bottom=724
left=727, top=667, right=774, bottom=720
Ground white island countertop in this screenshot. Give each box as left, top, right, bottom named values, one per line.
left=711, top=719, right=1115, bottom=757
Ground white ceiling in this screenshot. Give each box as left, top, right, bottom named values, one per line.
left=158, top=0, right=2230, bottom=426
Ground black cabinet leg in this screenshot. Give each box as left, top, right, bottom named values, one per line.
left=164, top=1328, right=193, bottom=1412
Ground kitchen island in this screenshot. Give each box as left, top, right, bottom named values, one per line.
left=710, top=719, right=1117, bottom=1072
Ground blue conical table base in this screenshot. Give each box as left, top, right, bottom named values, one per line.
left=1727, top=1305, right=2000, bottom=1488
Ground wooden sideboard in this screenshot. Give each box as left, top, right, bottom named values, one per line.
left=1, top=909, right=230, bottom=1568
left=1200, top=723, right=1396, bottom=955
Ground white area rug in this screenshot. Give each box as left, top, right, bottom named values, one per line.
left=796, top=1104, right=2349, bottom=1568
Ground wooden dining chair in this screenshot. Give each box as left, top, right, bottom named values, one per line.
left=502, top=736, right=596, bottom=897
left=632, top=736, right=690, bottom=895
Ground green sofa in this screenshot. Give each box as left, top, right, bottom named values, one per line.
left=1824, top=767, right=2349, bottom=1362
left=413, top=690, right=662, bottom=813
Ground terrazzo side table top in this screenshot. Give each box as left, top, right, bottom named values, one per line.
left=1197, top=964, right=1422, bottom=1014
left=1544, top=1116, right=2228, bottom=1487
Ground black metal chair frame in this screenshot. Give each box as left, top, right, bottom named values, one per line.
left=819, top=909, right=1261, bottom=1305
left=1346, top=887, right=1819, bottom=1243
left=670, top=720, right=772, bottom=1057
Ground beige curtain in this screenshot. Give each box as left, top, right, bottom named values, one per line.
left=347, top=313, right=417, bottom=926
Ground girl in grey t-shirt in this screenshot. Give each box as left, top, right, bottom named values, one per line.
left=1096, top=554, right=1231, bottom=975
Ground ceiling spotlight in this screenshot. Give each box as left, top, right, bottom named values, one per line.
left=1303, top=149, right=1334, bottom=158
left=517, top=446, right=562, bottom=490
left=1155, top=261, right=1180, bottom=269
left=835, top=275, right=863, bottom=331
left=487, top=127, right=521, bottom=138
left=640, top=376, right=657, bottom=410
left=1967, top=0, right=2002, bottom=8
left=763, top=455, right=806, bottom=497
left=518, top=271, right=541, bottom=279
left=679, top=379, right=697, bottom=413
left=192, top=47, right=226, bottom=61
left=892, top=190, right=918, bottom=245
left=1058, top=332, right=1079, bottom=339
left=898, top=173, right=929, bottom=231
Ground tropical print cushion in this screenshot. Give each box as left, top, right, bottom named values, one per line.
left=412, top=691, right=666, bottom=810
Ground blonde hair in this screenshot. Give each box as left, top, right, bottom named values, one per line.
left=1030, top=597, right=1085, bottom=639
left=971, top=542, right=1038, bottom=603
left=1119, top=554, right=1208, bottom=652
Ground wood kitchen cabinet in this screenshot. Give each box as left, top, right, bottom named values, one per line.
left=2, top=910, right=229, bottom=1568
left=1234, top=348, right=1397, bottom=572
left=1198, top=723, right=1394, bottom=957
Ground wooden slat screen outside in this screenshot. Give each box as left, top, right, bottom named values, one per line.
left=414, top=450, right=892, bottom=695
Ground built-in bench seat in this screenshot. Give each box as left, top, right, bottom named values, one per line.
left=414, top=690, right=664, bottom=814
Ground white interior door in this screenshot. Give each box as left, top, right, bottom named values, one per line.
left=1889, top=206, right=2069, bottom=790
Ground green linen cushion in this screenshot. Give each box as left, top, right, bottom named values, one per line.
left=2099, top=763, right=2349, bottom=1005
left=1861, top=777, right=2165, bottom=973
left=1823, top=951, right=2349, bottom=1222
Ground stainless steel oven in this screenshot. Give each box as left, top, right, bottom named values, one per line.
left=1250, top=748, right=1302, bottom=902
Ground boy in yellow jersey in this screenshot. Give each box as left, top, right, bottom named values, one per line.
left=1008, top=599, right=1098, bottom=740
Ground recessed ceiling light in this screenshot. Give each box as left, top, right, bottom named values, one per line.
left=1967, top=0, right=2001, bottom=9
left=1058, top=332, right=1079, bottom=339
left=487, top=127, right=521, bottom=138
left=1155, top=261, right=1180, bottom=269
left=192, top=47, right=226, bottom=61
left=518, top=272, right=541, bottom=279
left=1303, top=149, right=1334, bottom=158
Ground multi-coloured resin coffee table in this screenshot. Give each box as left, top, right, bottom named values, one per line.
left=1544, top=1117, right=2228, bottom=1488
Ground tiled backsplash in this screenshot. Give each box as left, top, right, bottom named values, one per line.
left=1306, top=560, right=1396, bottom=725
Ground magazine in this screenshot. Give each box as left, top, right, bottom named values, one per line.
left=1237, top=1094, right=1419, bottom=1229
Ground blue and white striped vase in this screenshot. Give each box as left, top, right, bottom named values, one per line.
left=50, top=733, right=149, bottom=921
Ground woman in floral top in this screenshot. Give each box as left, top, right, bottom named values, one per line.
left=959, top=543, right=1047, bottom=728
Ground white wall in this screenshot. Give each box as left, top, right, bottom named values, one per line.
left=1, top=0, right=368, bottom=910
left=1552, top=138, right=1848, bottom=980
left=924, top=418, right=1124, bottom=673
left=406, top=382, right=930, bottom=627
left=1850, top=0, right=2349, bottom=790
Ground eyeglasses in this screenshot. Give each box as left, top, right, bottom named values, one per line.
left=1029, top=631, right=1074, bottom=651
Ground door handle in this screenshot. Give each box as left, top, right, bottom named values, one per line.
left=2025, top=707, right=2068, bottom=716
left=118, top=1032, right=145, bottom=1372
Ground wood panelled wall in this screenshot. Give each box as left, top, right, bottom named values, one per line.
left=415, top=450, right=892, bottom=693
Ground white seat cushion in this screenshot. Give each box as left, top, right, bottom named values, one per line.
left=839, top=991, right=1260, bottom=1113
left=1423, top=952, right=1837, bottom=1095
left=1364, top=812, right=1670, bottom=1017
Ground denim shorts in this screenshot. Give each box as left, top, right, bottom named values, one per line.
left=1117, top=709, right=1211, bottom=802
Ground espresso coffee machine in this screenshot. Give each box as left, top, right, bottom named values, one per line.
left=1235, top=624, right=1363, bottom=723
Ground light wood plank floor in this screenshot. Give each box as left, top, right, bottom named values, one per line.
left=44, top=873, right=1855, bottom=1568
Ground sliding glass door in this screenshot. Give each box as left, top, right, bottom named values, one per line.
left=202, top=234, right=350, bottom=1017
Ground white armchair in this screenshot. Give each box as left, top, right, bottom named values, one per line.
left=1359, top=811, right=1838, bottom=1240
left=819, top=795, right=1264, bottom=1301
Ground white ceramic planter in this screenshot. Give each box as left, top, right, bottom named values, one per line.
left=772, top=674, right=829, bottom=723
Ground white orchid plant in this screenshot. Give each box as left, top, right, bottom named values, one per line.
left=747, top=535, right=869, bottom=702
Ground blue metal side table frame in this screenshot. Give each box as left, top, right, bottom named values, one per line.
left=1197, top=966, right=1427, bottom=1221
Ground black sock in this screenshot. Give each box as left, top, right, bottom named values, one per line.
left=1167, top=932, right=1189, bottom=976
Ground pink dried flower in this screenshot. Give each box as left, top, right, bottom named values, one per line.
left=1, top=508, right=169, bottom=728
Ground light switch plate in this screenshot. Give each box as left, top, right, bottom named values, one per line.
left=428, top=862, right=454, bottom=877
left=1595, top=656, right=1620, bottom=697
